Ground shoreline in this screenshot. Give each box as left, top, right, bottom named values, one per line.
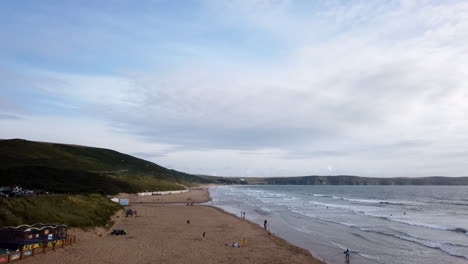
left=20, top=187, right=323, bottom=264
left=207, top=204, right=320, bottom=261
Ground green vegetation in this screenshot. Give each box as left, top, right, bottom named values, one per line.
left=0, top=139, right=212, bottom=194
left=0, top=194, right=122, bottom=228
left=198, top=175, right=248, bottom=185
left=0, top=138, right=214, bottom=228
left=0, top=166, right=182, bottom=194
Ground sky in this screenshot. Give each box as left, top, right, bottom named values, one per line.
left=1, top=0, right=468, bottom=177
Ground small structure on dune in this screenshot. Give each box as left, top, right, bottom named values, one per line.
left=119, top=198, right=129, bottom=206
left=137, top=190, right=189, bottom=196
left=0, top=224, right=68, bottom=251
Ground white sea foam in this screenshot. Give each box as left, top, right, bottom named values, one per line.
left=312, top=194, right=331, bottom=197
left=210, top=185, right=468, bottom=264
left=363, top=229, right=468, bottom=260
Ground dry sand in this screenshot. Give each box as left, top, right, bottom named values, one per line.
left=22, top=188, right=323, bottom=264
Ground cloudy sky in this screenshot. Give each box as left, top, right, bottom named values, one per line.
left=1, top=0, right=468, bottom=177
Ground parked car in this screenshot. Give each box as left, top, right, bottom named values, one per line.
left=1, top=190, right=16, bottom=197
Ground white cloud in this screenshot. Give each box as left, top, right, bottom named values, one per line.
left=0, top=116, right=176, bottom=158
left=2, top=0, right=468, bottom=176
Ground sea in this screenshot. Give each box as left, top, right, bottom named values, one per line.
left=209, top=185, right=468, bottom=264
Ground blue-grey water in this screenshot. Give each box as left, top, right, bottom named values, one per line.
left=209, top=185, right=468, bottom=264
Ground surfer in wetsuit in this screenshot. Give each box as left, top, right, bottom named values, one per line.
left=344, top=249, right=350, bottom=261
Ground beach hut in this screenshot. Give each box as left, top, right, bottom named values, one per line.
left=0, top=224, right=68, bottom=251
left=119, top=198, right=129, bottom=206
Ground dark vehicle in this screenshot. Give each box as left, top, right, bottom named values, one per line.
left=0, top=190, right=16, bottom=197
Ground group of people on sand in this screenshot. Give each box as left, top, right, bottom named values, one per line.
left=186, top=197, right=196, bottom=206
left=240, top=211, right=246, bottom=219
left=125, top=209, right=138, bottom=217
left=225, top=238, right=248, bottom=248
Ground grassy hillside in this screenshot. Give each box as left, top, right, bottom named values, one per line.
left=0, top=139, right=213, bottom=228
left=0, top=194, right=122, bottom=228
left=197, top=175, right=248, bottom=185
left=0, top=139, right=212, bottom=192
left=0, top=166, right=182, bottom=194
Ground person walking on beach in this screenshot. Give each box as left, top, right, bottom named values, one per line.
left=344, top=249, right=350, bottom=261
left=134, top=210, right=137, bottom=217
left=264, top=219, right=268, bottom=229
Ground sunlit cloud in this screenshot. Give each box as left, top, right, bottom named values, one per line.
left=1, top=0, right=468, bottom=176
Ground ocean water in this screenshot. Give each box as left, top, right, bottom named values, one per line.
left=209, top=185, right=468, bottom=264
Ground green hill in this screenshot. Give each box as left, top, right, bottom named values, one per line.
left=0, top=139, right=214, bottom=228
left=0, top=166, right=183, bottom=194
left=0, top=139, right=211, bottom=194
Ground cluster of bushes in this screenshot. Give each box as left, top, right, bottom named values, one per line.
left=0, top=194, right=122, bottom=228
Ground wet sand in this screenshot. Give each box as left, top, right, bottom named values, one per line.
left=22, top=188, right=323, bottom=264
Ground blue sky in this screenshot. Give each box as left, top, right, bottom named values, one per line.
left=1, top=0, right=468, bottom=177
left=1, top=0, right=286, bottom=74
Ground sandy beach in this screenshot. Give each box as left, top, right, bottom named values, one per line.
left=21, top=187, right=323, bottom=264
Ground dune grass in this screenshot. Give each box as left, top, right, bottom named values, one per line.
left=0, top=166, right=184, bottom=195
left=0, top=194, right=122, bottom=228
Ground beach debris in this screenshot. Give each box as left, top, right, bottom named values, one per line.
left=187, top=220, right=190, bottom=224
left=243, top=238, right=247, bottom=246
left=202, top=232, right=206, bottom=238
